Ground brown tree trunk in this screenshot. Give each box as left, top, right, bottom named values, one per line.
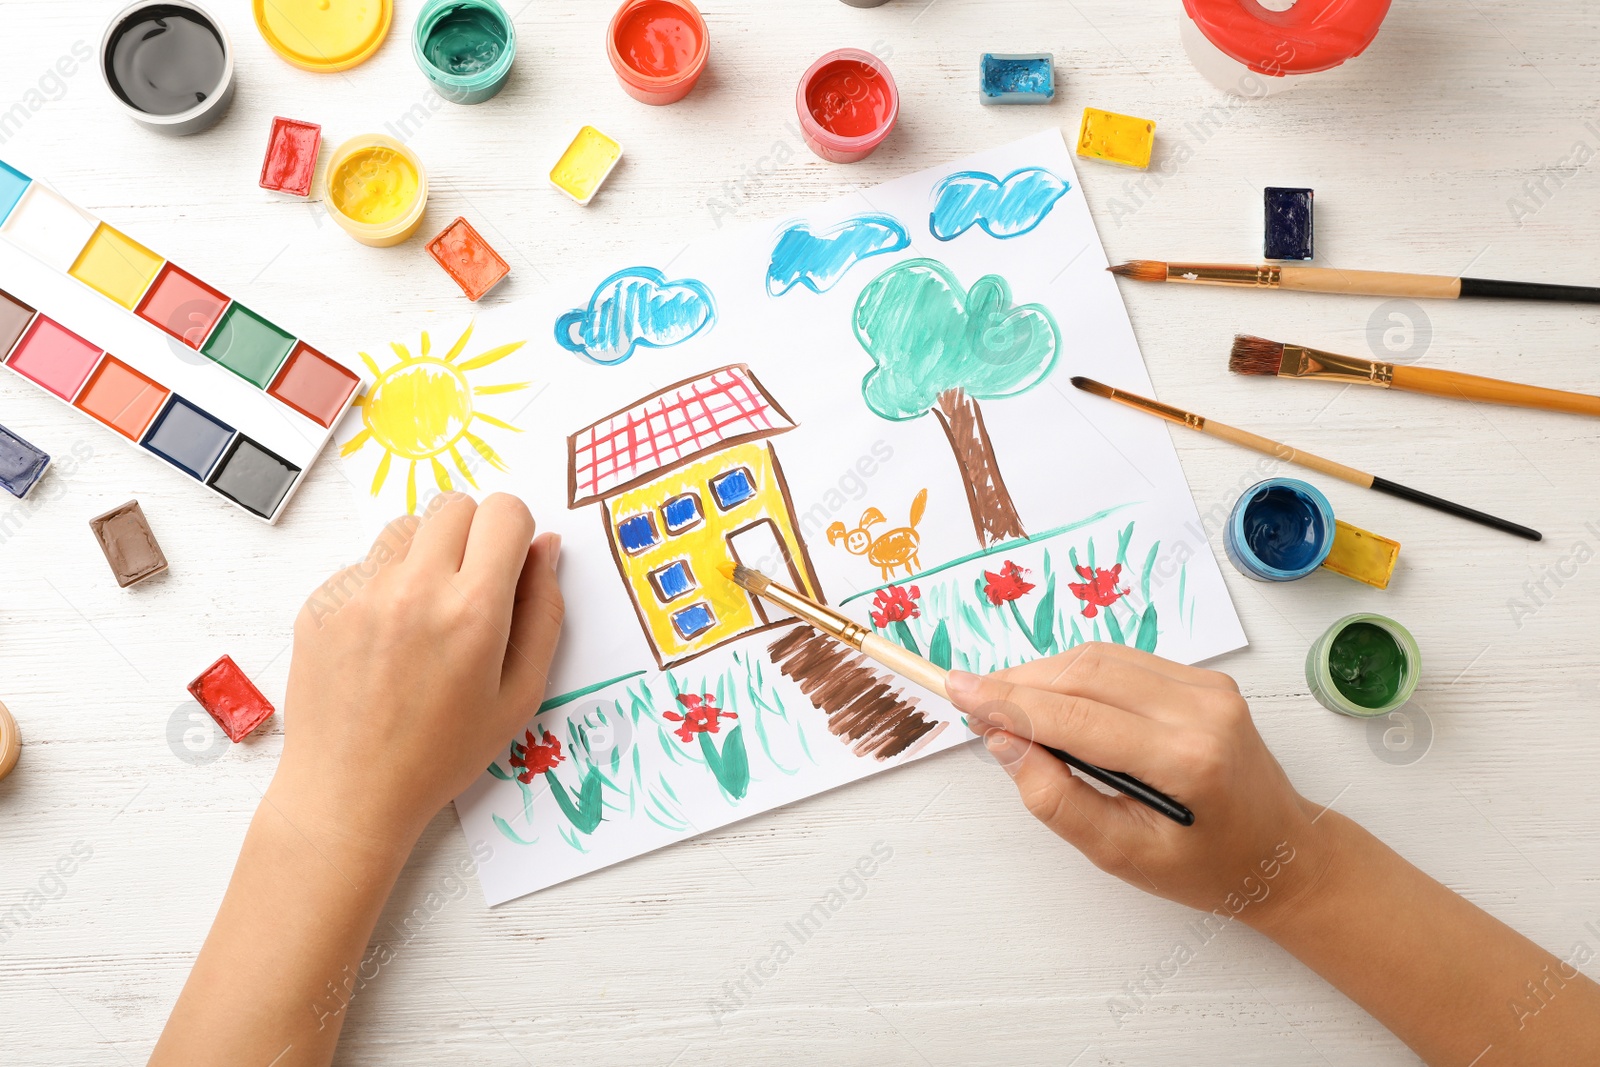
left=933, top=387, right=1027, bottom=546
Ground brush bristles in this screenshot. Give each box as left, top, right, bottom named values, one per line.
left=1228, top=335, right=1288, bottom=377
left=726, top=562, right=770, bottom=594
left=1070, top=376, right=1115, bottom=399
left=1107, top=260, right=1168, bottom=282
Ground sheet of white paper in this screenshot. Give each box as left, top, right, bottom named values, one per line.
left=334, top=129, right=1246, bottom=905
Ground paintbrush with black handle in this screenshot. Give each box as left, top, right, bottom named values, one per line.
left=719, top=562, right=1196, bottom=827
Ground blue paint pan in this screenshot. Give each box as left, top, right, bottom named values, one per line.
left=980, top=53, right=1055, bottom=104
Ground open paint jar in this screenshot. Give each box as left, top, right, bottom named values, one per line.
left=101, top=1, right=235, bottom=136
left=607, top=0, right=709, bottom=106
left=796, top=48, right=899, bottom=163
left=1306, top=613, right=1420, bottom=718
left=324, top=135, right=429, bottom=247
left=1225, top=478, right=1335, bottom=581
left=1225, top=478, right=1401, bottom=588
left=412, top=0, right=517, bottom=105
left=1180, top=0, right=1393, bottom=97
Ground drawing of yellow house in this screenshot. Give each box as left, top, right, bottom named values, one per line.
left=568, top=365, right=824, bottom=669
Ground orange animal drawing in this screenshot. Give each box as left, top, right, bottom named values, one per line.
left=828, top=488, right=928, bottom=581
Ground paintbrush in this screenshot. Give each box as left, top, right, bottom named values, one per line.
left=1070, top=376, right=1541, bottom=542
left=1229, top=335, right=1600, bottom=418
left=1108, top=260, right=1600, bottom=304
left=718, top=562, right=1196, bottom=827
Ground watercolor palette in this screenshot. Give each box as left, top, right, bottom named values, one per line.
left=0, top=161, right=361, bottom=522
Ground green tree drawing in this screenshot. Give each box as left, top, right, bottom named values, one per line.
left=853, top=258, right=1060, bottom=545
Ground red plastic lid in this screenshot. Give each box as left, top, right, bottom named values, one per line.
left=1183, top=0, right=1392, bottom=75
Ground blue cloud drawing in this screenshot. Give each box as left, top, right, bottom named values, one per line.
left=555, top=267, right=716, bottom=365
left=928, top=167, right=1070, bottom=242
left=766, top=214, right=911, bottom=296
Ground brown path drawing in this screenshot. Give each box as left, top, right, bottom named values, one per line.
left=767, top=626, right=948, bottom=761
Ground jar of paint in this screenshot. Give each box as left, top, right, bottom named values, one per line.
left=254, top=0, right=393, bottom=74
left=101, top=1, right=235, bottom=136
left=1180, top=0, right=1392, bottom=97
left=412, top=0, right=516, bottom=105
left=607, top=0, right=710, bottom=106
left=796, top=49, right=899, bottom=164
left=1224, top=478, right=1335, bottom=582
left=324, top=135, right=429, bottom=247
left=839, top=0, right=892, bottom=6
left=1306, top=613, right=1420, bottom=718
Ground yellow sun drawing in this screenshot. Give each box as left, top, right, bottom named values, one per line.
left=340, top=323, right=530, bottom=513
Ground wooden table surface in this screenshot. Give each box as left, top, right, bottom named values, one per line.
left=3, top=2, right=1598, bottom=1064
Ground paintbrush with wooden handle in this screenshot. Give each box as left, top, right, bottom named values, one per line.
left=1229, top=335, right=1600, bottom=418
left=1070, top=376, right=1541, bottom=541
left=1108, top=260, right=1600, bottom=303
left=719, top=562, right=1196, bottom=826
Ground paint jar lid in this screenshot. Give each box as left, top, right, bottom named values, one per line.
left=253, top=0, right=392, bottom=73
left=1181, top=0, right=1391, bottom=76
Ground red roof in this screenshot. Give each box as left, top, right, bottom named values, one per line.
left=568, top=365, right=794, bottom=506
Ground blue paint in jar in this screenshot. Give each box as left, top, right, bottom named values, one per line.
left=1224, top=478, right=1334, bottom=582
left=979, top=53, right=1055, bottom=104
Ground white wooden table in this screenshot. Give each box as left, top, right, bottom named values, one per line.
left=4, top=2, right=1598, bottom=1063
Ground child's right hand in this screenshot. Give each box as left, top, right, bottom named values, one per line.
left=946, top=645, right=1333, bottom=928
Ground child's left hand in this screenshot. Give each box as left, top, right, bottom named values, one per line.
left=273, top=493, right=565, bottom=857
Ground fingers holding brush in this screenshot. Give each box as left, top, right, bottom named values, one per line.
left=956, top=650, right=1334, bottom=916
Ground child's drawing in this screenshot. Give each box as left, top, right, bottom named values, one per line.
left=567, top=365, right=824, bottom=669
left=664, top=693, right=750, bottom=799
left=766, top=626, right=946, bottom=760
left=929, top=167, right=1069, bottom=241
left=555, top=266, right=716, bottom=365
left=766, top=214, right=910, bottom=296
left=854, top=258, right=1059, bottom=545
left=359, top=130, right=1249, bottom=904
left=340, top=324, right=528, bottom=514
left=827, top=487, right=927, bottom=580
left=845, top=517, right=1163, bottom=672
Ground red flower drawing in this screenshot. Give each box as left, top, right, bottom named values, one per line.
left=508, top=728, right=564, bottom=782
left=1068, top=564, right=1130, bottom=618
left=982, top=561, right=1035, bottom=605
left=869, top=584, right=921, bottom=627
left=663, top=693, right=738, bottom=743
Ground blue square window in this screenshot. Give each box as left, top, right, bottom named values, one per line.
left=710, top=467, right=756, bottom=511
left=671, top=602, right=716, bottom=640
left=649, top=560, right=696, bottom=603
left=616, top=512, right=659, bottom=554
left=661, top=492, right=703, bottom=534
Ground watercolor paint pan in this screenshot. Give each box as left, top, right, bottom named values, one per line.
left=0, top=421, right=50, bottom=498
left=0, top=164, right=361, bottom=522
left=88, top=499, right=168, bottom=587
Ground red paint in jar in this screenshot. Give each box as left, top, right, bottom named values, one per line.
left=796, top=49, right=899, bottom=163
left=607, top=0, right=709, bottom=106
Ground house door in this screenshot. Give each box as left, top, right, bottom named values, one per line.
left=727, top=520, right=804, bottom=625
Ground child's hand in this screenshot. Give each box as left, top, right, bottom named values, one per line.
left=272, top=493, right=564, bottom=857
left=947, top=645, right=1330, bottom=927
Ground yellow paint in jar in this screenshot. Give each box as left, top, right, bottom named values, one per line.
left=324, top=135, right=428, bottom=246
left=550, top=126, right=623, bottom=206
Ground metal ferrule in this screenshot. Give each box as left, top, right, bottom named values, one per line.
left=1166, top=264, right=1282, bottom=287
left=1282, top=345, right=1395, bottom=387
left=758, top=579, right=868, bottom=648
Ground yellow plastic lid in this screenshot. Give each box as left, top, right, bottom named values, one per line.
left=253, top=0, right=392, bottom=73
